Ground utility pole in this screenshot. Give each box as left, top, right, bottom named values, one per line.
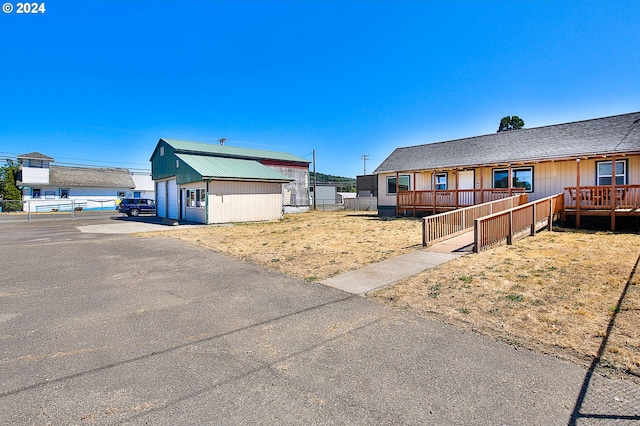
left=361, top=154, right=369, bottom=175
left=312, top=149, right=317, bottom=210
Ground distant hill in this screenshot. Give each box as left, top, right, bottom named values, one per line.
left=310, top=172, right=356, bottom=192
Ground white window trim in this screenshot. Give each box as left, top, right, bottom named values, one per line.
left=386, top=175, right=410, bottom=195
left=187, top=188, right=206, bottom=208
left=596, top=159, right=627, bottom=186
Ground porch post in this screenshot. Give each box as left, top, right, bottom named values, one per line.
left=455, top=170, right=459, bottom=209
left=508, top=163, right=513, bottom=196
left=432, top=170, right=436, bottom=214
left=611, top=156, right=617, bottom=231
left=395, top=171, right=399, bottom=216
left=413, top=172, right=417, bottom=217
left=576, top=159, right=581, bottom=229
left=479, top=167, right=484, bottom=204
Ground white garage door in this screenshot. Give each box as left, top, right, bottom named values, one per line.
left=156, top=181, right=167, bottom=218
left=167, top=179, right=178, bottom=219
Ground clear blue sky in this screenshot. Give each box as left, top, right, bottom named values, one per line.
left=1, top=0, right=639, bottom=177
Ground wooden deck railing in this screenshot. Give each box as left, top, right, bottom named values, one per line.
left=399, top=188, right=527, bottom=210
left=422, top=194, right=528, bottom=246
left=474, top=193, right=564, bottom=253
left=564, top=185, right=640, bottom=210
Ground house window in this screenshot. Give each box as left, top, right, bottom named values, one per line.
left=117, top=191, right=126, bottom=198
left=60, top=189, right=69, bottom=199
left=133, top=191, right=141, bottom=198
left=387, top=175, right=410, bottom=194
left=32, top=188, right=41, bottom=198
left=44, top=191, right=55, bottom=199
left=596, top=160, right=626, bottom=185
left=435, top=173, right=447, bottom=190
left=493, top=167, right=534, bottom=192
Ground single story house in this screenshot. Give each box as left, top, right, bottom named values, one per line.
left=17, top=152, right=136, bottom=212
left=374, top=112, right=640, bottom=229
left=150, top=138, right=310, bottom=224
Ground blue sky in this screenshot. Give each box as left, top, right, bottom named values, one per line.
left=1, top=0, right=639, bottom=177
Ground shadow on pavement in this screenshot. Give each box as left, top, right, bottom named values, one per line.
left=569, top=253, right=640, bottom=425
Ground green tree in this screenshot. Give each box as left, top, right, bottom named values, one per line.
left=497, top=115, right=525, bottom=132
left=0, top=160, right=22, bottom=212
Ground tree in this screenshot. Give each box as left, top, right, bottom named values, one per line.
left=497, top=115, right=525, bottom=132
left=0, top=160, right=22, bottom=212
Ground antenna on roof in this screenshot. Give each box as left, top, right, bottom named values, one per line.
left=219, top=138, right=226, bottom=146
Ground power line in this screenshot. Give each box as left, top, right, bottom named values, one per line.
left=361, top=154, right=369, bottom=175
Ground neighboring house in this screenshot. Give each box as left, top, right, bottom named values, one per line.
left=131, top=173, right=155, bottom=199
left=17, top=152, right=135, bottom=212
left=150, top=138, right=310, bottom=224
left=374, top=112, right=640, bottom=229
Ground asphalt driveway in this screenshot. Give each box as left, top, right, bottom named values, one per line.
left=1, top=219, right=638, bottom=424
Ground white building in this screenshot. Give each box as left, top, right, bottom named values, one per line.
left=17, top=152, right=136, bottom=212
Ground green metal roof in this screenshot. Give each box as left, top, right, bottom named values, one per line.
left=162, top=138, right=310, bottom=164
left=176, top=154, right=293, bottom=182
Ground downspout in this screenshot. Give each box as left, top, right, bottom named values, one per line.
left=205, top=179, right=210, bottom=224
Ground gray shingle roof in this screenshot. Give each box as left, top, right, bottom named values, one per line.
left=49, top=166, right=135, bottom=188
left=374, top=112, right=640, bottom=173
left=17, top=152, right=55, bottom=162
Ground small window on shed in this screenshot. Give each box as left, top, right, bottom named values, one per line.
left=160, top=146, right=165, bottom=156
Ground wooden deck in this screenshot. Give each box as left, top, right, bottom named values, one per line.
left=564, top=185, right=640, bottom=216
left=397, top=188, right=527, bottom=215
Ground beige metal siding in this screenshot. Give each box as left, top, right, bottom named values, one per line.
left=207, top=181, right=282, bottom=224
left=377, top=173, right=396, bottom=206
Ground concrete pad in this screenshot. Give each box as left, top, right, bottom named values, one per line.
left=77, top=221, right=203, bottom=234
left=321, top=250, right=462, bottom=294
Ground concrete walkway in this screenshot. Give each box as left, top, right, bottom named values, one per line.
left=321, top=230, right=474, bottom=294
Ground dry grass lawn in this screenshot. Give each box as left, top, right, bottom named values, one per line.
left=146, top=210, right=640, bottom=383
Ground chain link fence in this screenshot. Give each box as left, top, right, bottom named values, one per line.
left=0, top=199, right=122, bottom=222
left=312, top=196, right=377, bottom=212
